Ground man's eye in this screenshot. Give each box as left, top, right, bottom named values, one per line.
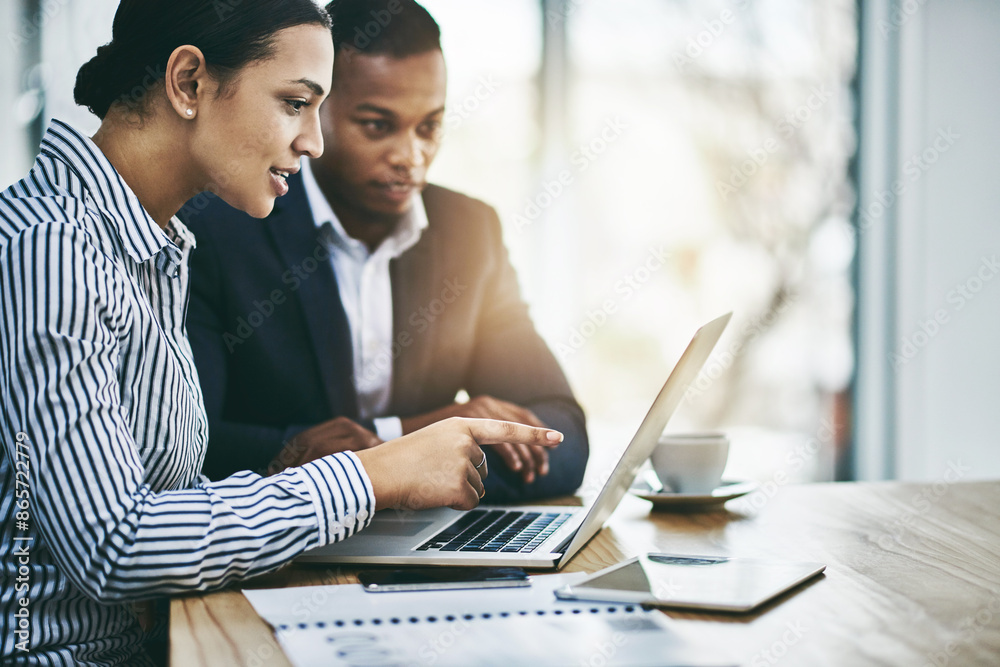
left=362, top=120, right=389, bottom=133
left=421, top=121, right=443, bottom=137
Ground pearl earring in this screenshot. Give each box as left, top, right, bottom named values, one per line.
left=185, top=109, right=193, bottom=116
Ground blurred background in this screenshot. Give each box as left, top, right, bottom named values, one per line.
left=2, top=0, right=997, bottom=485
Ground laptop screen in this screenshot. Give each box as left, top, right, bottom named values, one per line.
left=555, top=312, right=732, bottom=566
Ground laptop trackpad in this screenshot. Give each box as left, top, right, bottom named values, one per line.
left=365, top=520, right=436, bottom=537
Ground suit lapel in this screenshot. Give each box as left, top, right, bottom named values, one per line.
left=390, top=187, right=456, bottom=412
left=263, top=173, right=359, bottom=419
left=390, top=234, right=436, bottom=411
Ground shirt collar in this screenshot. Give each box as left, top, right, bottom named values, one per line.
left=300, top=157, right=427, bottom=261
left=39, top=119, right=189, bottom=274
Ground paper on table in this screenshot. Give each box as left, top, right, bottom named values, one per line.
left=243, top=574, right=735, bottom=667
left=275, top=613, right=731, bottom=667
left=245, top=573, right=621, bottom=629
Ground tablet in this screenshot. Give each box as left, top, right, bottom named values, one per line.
left=555, top=553, right=825, bottom=613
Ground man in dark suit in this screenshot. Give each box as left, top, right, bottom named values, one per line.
left=180, top=0, right=588, bottom=502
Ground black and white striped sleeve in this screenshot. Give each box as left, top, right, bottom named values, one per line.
left=0, top=220, right=374, bottom=601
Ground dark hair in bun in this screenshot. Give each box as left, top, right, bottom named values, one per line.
left=74, top=0, right=332, bottom=119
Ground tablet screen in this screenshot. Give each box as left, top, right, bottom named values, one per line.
left=564, top=553, right=825, bottom=612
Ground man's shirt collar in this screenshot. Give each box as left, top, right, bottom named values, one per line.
left=300, top=157, right=427, bottom=261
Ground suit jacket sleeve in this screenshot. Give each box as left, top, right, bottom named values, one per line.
left=186, top=226, right=307, bottom=479
left=464, top=208, right=590, bottom=502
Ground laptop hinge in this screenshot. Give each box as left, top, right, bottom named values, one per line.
left=553, top=531, right=575, bottom=555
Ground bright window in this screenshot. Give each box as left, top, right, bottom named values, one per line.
left=425, top=0, right=858, bottom=483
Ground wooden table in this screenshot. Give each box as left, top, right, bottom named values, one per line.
left=171, top=481, right=1000, bottom=666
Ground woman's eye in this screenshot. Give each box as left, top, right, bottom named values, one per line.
left=286, top=99, right=309, bottom=114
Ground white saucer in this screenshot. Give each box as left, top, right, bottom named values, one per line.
left=629, top=478, right=759, bottom=509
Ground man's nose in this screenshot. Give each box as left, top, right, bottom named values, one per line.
left=388, top=132, right=426, bottom=170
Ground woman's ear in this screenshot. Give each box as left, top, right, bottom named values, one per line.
left=165, top=45, right=208, bottom=120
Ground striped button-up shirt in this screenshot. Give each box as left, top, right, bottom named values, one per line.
left=0, top=119, right=375, bottom=666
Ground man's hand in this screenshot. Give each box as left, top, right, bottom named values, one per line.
left=356, top=417, right=563, bottom=511
left=400, top=396, right=551, bottom=484
left=268, top=417, right=382, bottom=475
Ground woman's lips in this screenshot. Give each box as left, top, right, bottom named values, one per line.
left=269, top=168, right=290, bottom=197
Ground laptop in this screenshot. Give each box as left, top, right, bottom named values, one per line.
left=298, top=312, right=732, bottom=569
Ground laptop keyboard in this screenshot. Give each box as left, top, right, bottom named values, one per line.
left=416, top=510, right=571, bottom=553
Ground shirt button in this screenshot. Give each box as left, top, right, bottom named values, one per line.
left=357, top=510, right=369, bottom=522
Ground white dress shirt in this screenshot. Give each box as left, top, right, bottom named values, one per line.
left=0, top=120, right=375, bottom=665
left=300, top=159, right=427, bottom=441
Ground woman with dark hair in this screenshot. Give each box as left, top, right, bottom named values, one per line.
left=0, top=1, right=561, bottom=664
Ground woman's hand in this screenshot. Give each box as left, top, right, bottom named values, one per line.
left=400, top=396, right=552, bottom=484
left=354, top=417, right=563, bottom=511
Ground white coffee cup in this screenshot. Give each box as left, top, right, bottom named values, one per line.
left=650, top=433, right=730, bottom=494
